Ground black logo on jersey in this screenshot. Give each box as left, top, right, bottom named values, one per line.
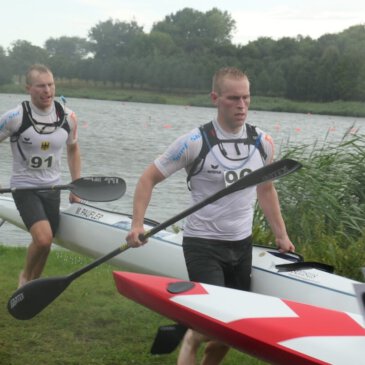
left=22, top=137, right=32, bottom=144
left=207, top=164, right=222, bottom=175
left=41, top=142, right=50, bottom=150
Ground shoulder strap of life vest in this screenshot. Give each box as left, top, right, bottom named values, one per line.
left=11, top=101, right=70, bottom=141
left=10, top=101, right=70, bottom=161
left=245, top=123, right=267, bottom=161
left=186, top=121, right=267, bottom=190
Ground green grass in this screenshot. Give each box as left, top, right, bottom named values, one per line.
left=250, top=96, right=365, bottom=117
left=0, top=246, right=266, bottom=365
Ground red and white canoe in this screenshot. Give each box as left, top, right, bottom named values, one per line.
left=113, top=271, right=365, bottom=365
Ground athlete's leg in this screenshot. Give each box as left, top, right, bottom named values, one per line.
left=201, top=341, right=230, bottom=365
left=19, top=219, right=53, bottom=287
left=14, top=191, right=60, bottom=288
left=180, top=237, right=227, bottom=364
left=198, top=238, right=251, bottom=364
left=177, top=329, right=208, bottom=365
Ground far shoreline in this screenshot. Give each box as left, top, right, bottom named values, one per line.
left=1, top=82, right=365, bottom=118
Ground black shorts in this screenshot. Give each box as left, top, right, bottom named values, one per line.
left=182, top=236, right=252, bottom=291
left=12, top=190, right=61, bottom=237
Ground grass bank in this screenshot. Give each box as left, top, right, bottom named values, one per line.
left=1, top=81, right=365, bottom=117
left=0, top=245, right=265, bottom=365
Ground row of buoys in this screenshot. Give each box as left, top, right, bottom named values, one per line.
left=275, top=124, right=302, bottom=133
left=274, top=123, right=359, bottom=135
left=143, top=123, right=173, bottom=128
left=327, top=126, right=359, bottom=134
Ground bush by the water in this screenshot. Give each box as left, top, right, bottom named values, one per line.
left=253, top=128, right=365, bottom=281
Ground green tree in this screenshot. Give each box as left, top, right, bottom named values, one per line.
left=45, top=36, right=91, bottom=80
left=88, top=19, right=144, bottom=60
left=45, top=36, right=91, bottom=61
left=284, top=55, right=311, bottom=100
left=7, top=40, right=49, bottom=82
left=336, top=53, right=363, bottom=101
left=0, top=47, right=12, bottom=85
left=314, top=45, right=341, bottom=101
left=141, top=31, right=178, bottom=57
left=152, top=7, right=235, bottom=53
left=354, top=63, right=365, bottom=100
left=273, top=37, right=298, bottom=59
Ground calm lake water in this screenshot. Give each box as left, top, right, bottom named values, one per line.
left=1, top=93, right=364, bottom=246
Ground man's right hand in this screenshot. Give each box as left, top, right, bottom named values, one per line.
left=126, top=227, right=148, bottom=248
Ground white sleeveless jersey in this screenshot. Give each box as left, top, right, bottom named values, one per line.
left=0, top=101, right=78, bottom=187
left=155, top=119, right=274, bottom=241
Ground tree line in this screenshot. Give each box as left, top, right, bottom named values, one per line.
left=0, top=7, right=364, bottom=102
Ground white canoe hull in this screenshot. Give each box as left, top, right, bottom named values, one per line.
left=0, top=196, right=361, bottom=314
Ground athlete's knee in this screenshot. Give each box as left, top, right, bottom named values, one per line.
left=177, top=330, right=208, bottom=365
left=184, top=329, right=208, bottom=350
left=30, top=222, right=53, bottom=248
left=205, top=340, right=229, bottom=353
left=33, top=234, right=53, bottom=248
left=202, top=341, right=230, bottom=365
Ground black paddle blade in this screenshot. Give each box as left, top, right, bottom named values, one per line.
left=71, top=177, right=126, bottom=202
left=276, top=261, right=334, bottom=273
left=143, top=159, right=302, bottom=239
left=229, top=158, right=302, bottom=195
left=7, top=276, right=72, bottom=320
left=150, top=324, right=187, bottom=354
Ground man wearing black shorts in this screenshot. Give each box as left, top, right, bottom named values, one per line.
left=0, top=64, right=81, bottom=287
left=126, top=67, right=294, bottom=365
left=183, top=237, right=252, bottom=291
left=12, top=190, right=61, bottom=240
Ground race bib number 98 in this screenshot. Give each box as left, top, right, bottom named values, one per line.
left=28, top=154, right=55, bottom=169
left=224, top=168, right=252, bottom=187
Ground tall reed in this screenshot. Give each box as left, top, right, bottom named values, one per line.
left=253, top=129, right=365, bottom=280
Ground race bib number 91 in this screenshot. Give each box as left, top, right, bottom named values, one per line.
left=28, top=154, right=55, bottom=169
left=224, top=168, right=252, bottom=186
